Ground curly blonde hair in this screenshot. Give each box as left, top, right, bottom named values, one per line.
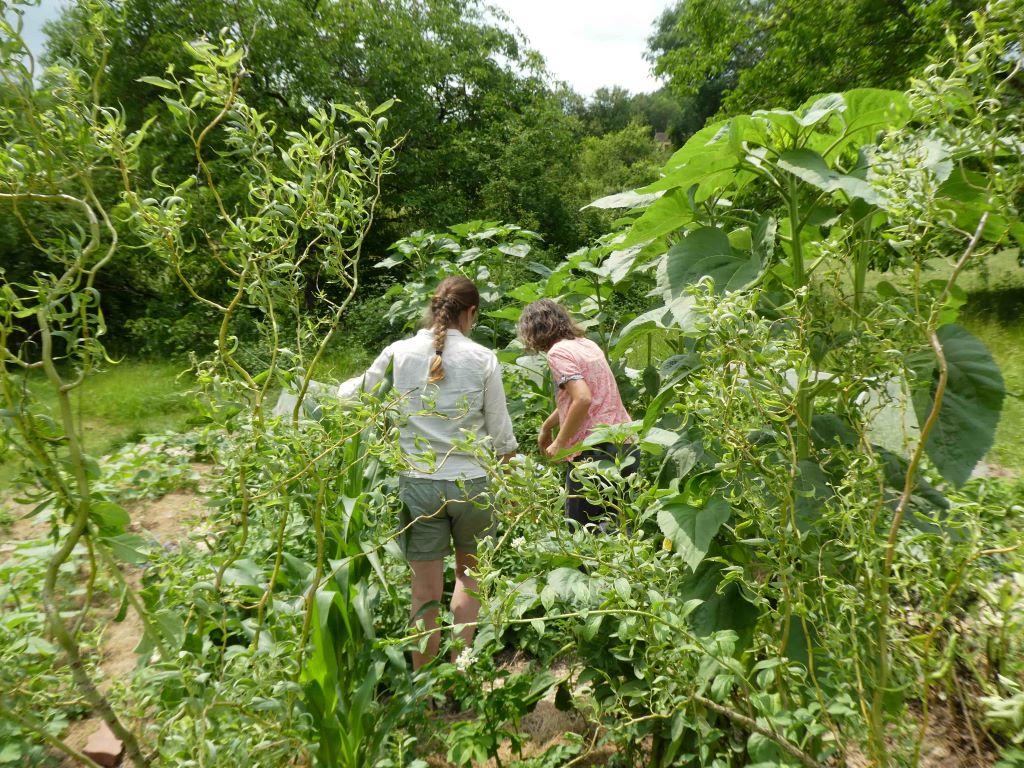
left=517, top=299, right=583, bottom=353
left=426, top=276, right=479, bottom=382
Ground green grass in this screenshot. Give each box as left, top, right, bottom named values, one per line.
left=0, top=360, right=198, bottom=491
left=0, top=348, right=377, bottom=492
left=965, top=314, right=1024, bottom=473
left=311, top=343, right=375, bottom=382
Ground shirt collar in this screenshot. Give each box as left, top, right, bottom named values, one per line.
left=419, top=328, right=466, bottom=338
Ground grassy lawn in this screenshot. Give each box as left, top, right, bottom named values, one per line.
left=0, top=360, right=198, bottom=491
left=0, top=349, right=376, bottom=492
left=964, top=310, right=1024, bottom=473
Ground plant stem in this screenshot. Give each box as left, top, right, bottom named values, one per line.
left=852, top=216, right=873, bottom=316
left=694, top=696, right=823, bottom=768
left=786, top=175, right=813, bottom=460
left=36, top=312, right=149, bottom=768
left=871, top=212, right=990, bottom=766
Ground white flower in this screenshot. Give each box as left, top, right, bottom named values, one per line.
left=454, top=648, right=477, bottom=672
left=511, top=536, right=526, bottom=549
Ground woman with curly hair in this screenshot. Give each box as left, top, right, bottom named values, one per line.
left=339, top=276, right=517, bottom=669
left=517, top=298, right=637, bottom=531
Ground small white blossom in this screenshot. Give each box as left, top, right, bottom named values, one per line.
left=511, top=536, right=526, bottom=549
left=454, top=648, right=477, bottom=672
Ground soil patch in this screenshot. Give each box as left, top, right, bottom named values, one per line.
left=0, top=485, right=206, bottom=767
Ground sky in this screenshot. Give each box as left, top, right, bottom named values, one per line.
left=7, top=0, right=68, bottom=68
left=487, top=0, right=674, bottom=96
left=12, top=0, right=672, bottom=96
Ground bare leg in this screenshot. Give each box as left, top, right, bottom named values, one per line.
left=409, top=558, right=444, bottom=670
left=450, top=550, right=480, bottom=660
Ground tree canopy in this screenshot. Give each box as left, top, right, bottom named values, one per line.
left=42, top=0, right=586, bottom=249
left=648, top=0, right=988, bottom=116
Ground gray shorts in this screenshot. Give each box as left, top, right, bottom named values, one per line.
left=398, top=475, right=495, bottom=561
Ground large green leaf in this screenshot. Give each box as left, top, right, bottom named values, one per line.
left=660, top=119, right=731, bottom=174
left=794, top=459, right=833, bottom=533
left=776, top=148, right=878, bottom=203
left=622, top=188, right=695, bottom=246
left=658, top=495, right=732, bottom=571
left=584, top=189, right=663, bottom=210
left=751, top=214, right=777, bottom=264
left=664, top=226, right=761, bottom=296
left=542, top=567, right=591, bottom=606
left=911, top=324, right=1005, bottom=487
left=827, top=88, right=911, bottom=155
left=598, top=244, right=645, bottom=284
left=639, top=149, right=738, bottom=194
left=679, top=563, right=759, bottom=639
left=936, top=169, right=1014, bottom=243
left=792, top=89, right=911, bottom=157
left=90, top=500, right=130, bottom=536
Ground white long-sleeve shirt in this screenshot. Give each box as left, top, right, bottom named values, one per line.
left=337, top=329, right=518, bottom=480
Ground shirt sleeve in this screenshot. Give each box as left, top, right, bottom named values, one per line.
left=546, top=344, right=585, bottom=388
left=336, top=345, right=394, bottom=401
left=482, top=355, right=518, bottom=456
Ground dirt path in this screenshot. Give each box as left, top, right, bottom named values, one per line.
left=1, top=485, right=205, bottom=767
left=61, top=491, right=206, bottom=766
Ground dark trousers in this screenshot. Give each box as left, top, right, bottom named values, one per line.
left=565, top=442, right=640, bottom=531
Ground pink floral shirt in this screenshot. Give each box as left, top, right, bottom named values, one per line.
left=547, top=337, right=632, bottom=456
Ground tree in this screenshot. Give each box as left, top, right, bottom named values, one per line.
left=43, top=0, right=572, bottom=241
left=574, top=86, right=695, bottom=146
left=648, top=0, right=987, bottom=117
left=29, top=0, right=587, bottom=353
left=577, top=121, right=669, bottom=204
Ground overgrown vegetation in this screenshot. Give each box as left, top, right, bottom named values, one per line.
left=2, top=1, right=1023, bottom=768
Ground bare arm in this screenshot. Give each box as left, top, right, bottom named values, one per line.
left=538, top=408, right=559, bottom=452
left=547, top=379, right=591, bottom=458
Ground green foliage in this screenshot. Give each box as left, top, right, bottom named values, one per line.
left=649, top=0, right=986, bottom=117
left=0, top=537, right=104, bottom=765
left=657, top=495, right=731, bottom=572
left=574, top=86, right=694, bottom=145
left=438, top=648, right=557, bottom=766
left=4, top=2, right=1024, bottom=767
left=483, top=6, right=1024, bottom=766
left=16, top=0, right=590, bottom=358
left=577, top=122, right=670, bottom=206
left=377, top=220, right=543, bottom=344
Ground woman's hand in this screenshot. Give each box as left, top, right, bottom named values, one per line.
left=538, top=426, right=554, bottom=453
left=545, top=439, right=563, bottom=459
left=538, top=408, right=559, bottom=454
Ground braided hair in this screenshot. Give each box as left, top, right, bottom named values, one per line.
left=426, top=276, right=480, bottom=382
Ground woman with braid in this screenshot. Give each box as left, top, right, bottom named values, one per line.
left=338, top=276, right=517, bottom=672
